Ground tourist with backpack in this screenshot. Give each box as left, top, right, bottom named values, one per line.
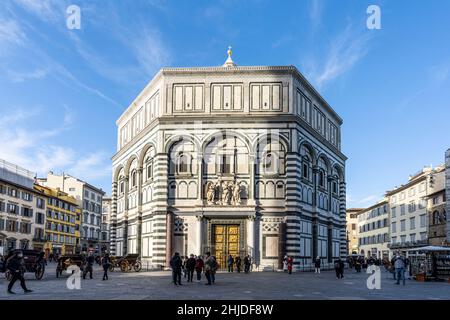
left=204, top=252, right=217, bottom=285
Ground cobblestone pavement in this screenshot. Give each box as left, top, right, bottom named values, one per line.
left=1, top=263, right=449, bottom=300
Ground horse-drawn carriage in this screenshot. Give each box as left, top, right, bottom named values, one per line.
left=109, top=254, right=142, bottom=272
left=3, top=249, right=46, bottom=280
left=55, top=254, right=85, bottom=278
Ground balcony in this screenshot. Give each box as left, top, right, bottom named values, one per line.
left=388, top=239, right=428, bottom=249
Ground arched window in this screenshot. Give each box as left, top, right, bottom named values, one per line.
left=131, top=170, right=137, bottom=187
left=318, top=170, right=325, bottom=187
left=177, top=153, right=191, bottom=174
left=263, top=152, right=276, bottom=174
left=302, top=156, right=310, bottom=180
left=146, top=162, right=153, bottom=180
left=119, top=180, right=124, bottom=194
left=433, top=211, right=440, bottom=225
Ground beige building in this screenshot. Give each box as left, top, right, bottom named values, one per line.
left=387, top=165, right=445, bottom=255
left=346, top=208, right=362, bottom=255
left=101, top=197, right=111, bottom=252
left=0, top=159, right=46, bottom=254
left=446, top=149, right=450, bottom=242
left=38, top=173, right=105, bottom=253
left=357, top=199, right=390, bottom=259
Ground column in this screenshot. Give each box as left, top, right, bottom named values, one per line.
left=196, top=215, right=203, bottom=255
left=339, top=180, right=347, bottom=258
left=248, top=154, right=256, bottom=206
left=123, top=177, right=129, bottom=255
left=165, top=212, right=173, bottom=266
left=196, top=155, right=203, bottom=205
left=136, top=167, right=143, bottom=256
left=247, top=216, right=255, bottom=258
left=110, top=181, right=118, bottom=255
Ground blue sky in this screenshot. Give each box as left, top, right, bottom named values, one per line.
left=0, top=0, right=449, bottom=208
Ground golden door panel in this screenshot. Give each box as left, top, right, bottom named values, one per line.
left=212, top=224, right=240, bottom=269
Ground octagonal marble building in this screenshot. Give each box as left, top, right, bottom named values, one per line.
left=110, top=52, right=347, bottom=270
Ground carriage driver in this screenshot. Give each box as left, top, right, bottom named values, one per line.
left=6, top=250, right=33, bottom=294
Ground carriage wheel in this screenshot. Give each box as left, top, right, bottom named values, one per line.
left=120, top=261, right=129, bottom=272
left=109, top=265, right=114, bottom=272
left=133, top=261, right=142, bottom=272
left=5, top=270, right=13, bottom=281
left=35, top=266, right=45, bottom=280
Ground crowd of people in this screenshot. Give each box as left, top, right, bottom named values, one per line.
left=169, top=252, right=256, bottom=286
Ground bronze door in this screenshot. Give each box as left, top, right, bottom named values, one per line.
left=212, top=225, right=240, bottom=269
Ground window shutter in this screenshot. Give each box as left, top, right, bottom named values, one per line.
left=16, top=221, right=20, bottom=232
left=0, top=219, right=4, bottom=230
left=27, top=223, right=31, bottom=234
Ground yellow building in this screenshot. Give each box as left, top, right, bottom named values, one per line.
left=34, top=185, right=81, bottom=257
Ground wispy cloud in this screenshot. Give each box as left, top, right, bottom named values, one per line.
left=133, top=30, right=171, bottom=75
left=0, top=19, right=27, bottom=49
left=14, top=0, right=65, bottom=22
left=309, top=0, right=322, bottom=29
left=7, top=68, right=48, bottom=82
left=0, top=108, right=110, bottom=183
left=306, top=24, right=374, bottom=88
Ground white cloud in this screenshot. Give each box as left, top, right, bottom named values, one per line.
left=7, top=68, right=47, bottom=82
left=132, top=31, right=171, bottom=75
left=306, top=24, right=373, bottom=88
left=309, top=0, right=322, bottom=29
left=0, top=108, right=111, bottom=184
left=0, top=19, right=27, bottom=49
left=14, top=0, right=64, bottom=22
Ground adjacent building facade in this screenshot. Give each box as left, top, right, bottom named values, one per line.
left=387, top=165, right=445, bottom=254
left=111, top=52, right=347, bottom=270
left=446, top=149, right=450, bottom=243
left=0, top=160, right=46, bottom=254
left=357, top=199, right=390, bottom=259
left=101, top=197, right=111, bottom=253
left=34, top=185, right=81, bottom=256
left=38, top=173, right=105, bottom=253
left=346, top=208, right=362, bottom=255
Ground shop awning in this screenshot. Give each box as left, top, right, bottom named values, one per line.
left=407, top=246, right=450, bottom=252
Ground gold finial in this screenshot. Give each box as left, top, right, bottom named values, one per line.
left=223, top=45, right=236, bottom=67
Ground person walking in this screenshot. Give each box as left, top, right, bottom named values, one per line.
left=195, top=256, right=204, bottom=282
left=283, top=255, right=288, bottom=272
left=83, top=251, right=95, bottom=279
left=244, top=255, right=251, bottom=274
left=186, top=254, right=196, bottom=282
left=314, top=256, right=321, bottom=274
left=170, top=252, right=183, bottom=286
left=204, top=252, right=217, bottom=285
left=101, top=253, right=111, bottom=281
left=334, top=258, right=343, bottom=279
left=393, top=253, right=406, bottom=285
left=235, top=256, right=242, bottom=273
left=227, top=255, right=234, bottom=273
left=6, top=251, right=32, bottom=294
left=287, top=256, right=294, bottom=274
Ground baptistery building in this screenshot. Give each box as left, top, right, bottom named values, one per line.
left=110, top=50, right=347, bottom=270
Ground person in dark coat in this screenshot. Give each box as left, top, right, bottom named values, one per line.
left=83, top=252, right=95, bottom=279
left=235, top=256, right=242, bottom=273
left=244, top=255, right=251, bottom=274
left=7, top=251, right=32, bottom=294
left=102, top=253, right=111, bottom=280
left=195, top=256, right=204, bottom=282
left=170, top=252, right=183, bottom=285
left=227, top=255, right=234, bottom=272
left=314, top=256, right=321, bottom=274
left=185, top=254, right=196, bottom=282
left=334, top=258, right=344, bottom=279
